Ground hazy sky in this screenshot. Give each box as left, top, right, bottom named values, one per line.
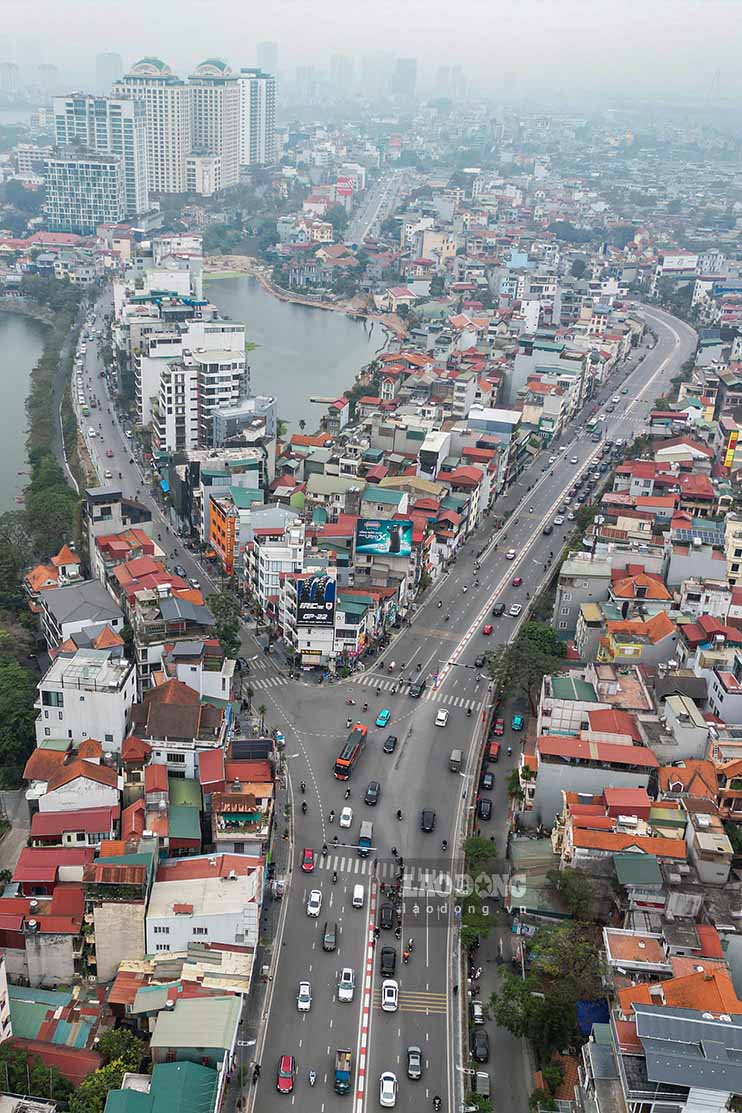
left=3, top=0, right=742, bottom=98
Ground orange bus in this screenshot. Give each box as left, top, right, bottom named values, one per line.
left=334, top=724, right=368, bottom=780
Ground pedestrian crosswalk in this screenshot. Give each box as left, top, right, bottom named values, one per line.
left=315, top=854, right=406, bottom=879
left=350, top=674, right=476, bottom=709
left=249, top=675, right=289, bottom=690
left=372, top=988, right=447, bottom=1014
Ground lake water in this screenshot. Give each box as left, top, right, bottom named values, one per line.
left=0, top=310, right=47, bottom=511
left=206, top=275, right=385, bottom=429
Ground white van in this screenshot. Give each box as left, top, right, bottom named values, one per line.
left=352, top=884, right=365, bottom=909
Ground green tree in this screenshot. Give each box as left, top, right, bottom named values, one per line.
left=69, top=1059, right=130, bottom=1113
left=325, top=204, right=349, bottom=238
left=97, top=1028, right=145, bottom=1070
left=570, top=258, right=587, bottom=279
left=464, top=835, right=498, bottom=871
left=487, top=635, right=564, bottom=714
left=0, top=1043, right=73, bottom=1101
left=0, top=658, right=38, bottom=783
left=209, top=589, right=242, bottom=658
left=547, top=868, right=596, bottom=921
left=491, top=971, right=576, bottom=1053
left=529, top=1087, right=557, bottom=1111
left=0, top=510, right=32, bottom=612
left=460, top=889, right=495, bottom=949
left=519, top=621, right=565, bottom=659
left=533, top=922, right=604, bottom=1002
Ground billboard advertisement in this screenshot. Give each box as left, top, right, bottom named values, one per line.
left=296, top=574, right=336, bottom=628
left=355, top=519, right=413, bottom=558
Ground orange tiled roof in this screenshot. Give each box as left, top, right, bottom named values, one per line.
left=658, top=759, right=717, bottom=799
left=51, top=544, right=80, bottom=568
left=572, top=829, right=686, bottom=859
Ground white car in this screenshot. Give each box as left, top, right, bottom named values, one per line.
left=554, top=516, right=565, bottom=526
left=306, top=889, right=322, bottom=918
left=379, top=1072, right=398, bottom=1107
left=297, top=980, right=312, bottom=1012
left=548, top=455, right=557, bottom=464
left=381, top=979, right=399, bottom=1012
left=598, top=414, right=606, bottom=422
left=509, top=603, right=523, bottom=618
left=104, top=470, right=113, bottom=480
left=339, top=806, right=353, bottom=829
left=570, top=456, right=578, bottom=464
left=506, top=549, right=516, bottom=560
left=125, top=429, right=133, bottom=439
left=435, top=709, right=449, bottom=728
left=88, top=427, right=96, bottom=438
left=338, top=968, right=355, bottom=1002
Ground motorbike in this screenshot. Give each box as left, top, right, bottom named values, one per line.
left=301, top=801, right=307, bottom=815
left=507, top=746, right=512, bottom=756
left=328, top=810, right=335, bottom=823
left=346, top=697, right=355, bottom=706
left=388, top=662, right=396, bottom=673
left=309, top=1071, right=316, bottom=1086
left=433, top=1097, right=442, bottom=1111
left=467, top=707, right=472, bottom=717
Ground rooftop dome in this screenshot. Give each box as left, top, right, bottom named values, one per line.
left=192, top=59, right=232, bottom=77
left=129, top=57, right=173, bottom=77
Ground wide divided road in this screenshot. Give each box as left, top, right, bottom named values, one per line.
left=249, top=305, right=696, bottom=1113
left=73, top=300, right=695, bottom=1113
left=348, top=171, right=408, bottom=247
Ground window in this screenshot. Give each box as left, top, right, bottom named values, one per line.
left=192, top=926, right=208, bottom=936
left=558, top=621, right=568, bottom=629
left=153, top=925, right=170, bottom=934
left=562, top=592, right=573, bottom=601
left=104, top=733, right=113, bottom=744
left=560, top=607, right=570, bottom=616
left=44, top=727, right=50, bottom=736
left=166, top=753, right=186, bottom=764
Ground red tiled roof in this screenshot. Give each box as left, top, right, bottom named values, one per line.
left=538, top=736, right=659, bottom=768
left=13, top=847, right=94, bottom=883
left=9, top=1039, right=101, bottom=1088
left=46, top=759, right=118, bottom=793
left=144, top=763, right=169, bottom=793
left=31, top=807, right=118, bottom=837
left=121, top=735, right=151, bottom=762
left=587, top=709, right=642, bottom=742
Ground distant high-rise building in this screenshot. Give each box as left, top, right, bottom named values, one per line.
left=257, top=42, right=278, bottom=76
left=0, top=62, right=20, bottom=95
left=330, top=53, right=354, bottom=94
left=53, top=93, right=150, bottom=217
left=392, top=57, right=417, bottom=100
left=236, top=68, right=276, bottom=166
left=188, top=59, right=240, bottom=190
left=435, top=65, right=452, bottom=97
left=114, top=58, right=192, bottom=194
left=95, top=52, right=123, bottom=95
left=44, top=147, right=126, bottom=233
left=37, top=63, right=61, bottom=99
left=451, top=66, right=467, bottom=100
left=361, top=52, right=393, bottom=98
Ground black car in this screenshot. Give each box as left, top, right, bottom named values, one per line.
left=471, top=1028, right=490, bottom=1063
left=474, top=654, right=486, bottom=668
left=322, top=921, right=338, bottom=952
left=492, top=602, right=505, bottom=617
left=383, top=735, right=398, bottom=754
left=364, top=780, right=381, bottom=806
left=379, top=904, right=395, bottom=931
left=479, top=770, right=495, bottom=791
left=174, top=564, right=187, bottom=578
left=409, top=680, right=426, bottom=698
left=421, top=808, right=436, bottom=832
left=477, top=797, right=493, bottom=821
left=542, top=524, right=553, bottom=536
left=380, top=946, right=396, bottom=976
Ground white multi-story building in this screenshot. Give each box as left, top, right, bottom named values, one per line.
left=44, top=147, right=125, bottom=234
left=243, top=511, right=304, bottom=618
left=185, top=151, right=222, bottom=196
left=188, top=60, right=239, bottom=190
left=52, top=93, right=150, bottom=217
left=236, top=68, right=276, bottom=166
left=136, top=317, right=246, bottom=432
left=114, top=58, right=192, bottom=194
left=35, top=648, right=137, bottom=753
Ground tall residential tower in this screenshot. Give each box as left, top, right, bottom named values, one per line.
left=236, top=68, right=276, bottom=166
left=113, top=58, right=192, bottom=194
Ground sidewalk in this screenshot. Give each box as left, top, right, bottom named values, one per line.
left=223, top=764, right=291, bottom=1112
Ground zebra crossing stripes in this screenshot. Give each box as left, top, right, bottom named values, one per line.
left=249, top=675, right=289, bottom=690
left=317, top=853, right=372, bottom=876
left=350, top=675, right=474, bottom=709
left=371, top=988, right=447, bottom=1014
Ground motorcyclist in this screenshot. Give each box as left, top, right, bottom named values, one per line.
left=300, top=781, right=306, bottom=794
left=328, top=810, right=335, bottom=823
left=396, top=809, right=403, bottom=820
left=301, top=800, right=307, bottom=814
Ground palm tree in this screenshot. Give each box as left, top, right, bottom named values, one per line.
left=258, top=703, right=267, bottom=732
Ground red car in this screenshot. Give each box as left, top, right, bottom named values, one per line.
left=493, top=718, right=505, bottom=736
left=301, top=847, right=315, bottom=873
left=512, top=576, right=523, bottom=587
left=276, top=1054, right=296, bottom=1093
left=482, top=624, right=493, bottom=636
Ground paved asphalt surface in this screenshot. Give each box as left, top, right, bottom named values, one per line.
left=347, top=171, right=409, bottom=246
left=75, top=300, right=695, bottom=1113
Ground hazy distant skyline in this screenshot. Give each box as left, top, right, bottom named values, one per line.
left=3, top=0, right=742, bottom=100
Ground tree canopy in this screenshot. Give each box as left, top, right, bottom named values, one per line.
left=210, top=588, right=242, bottom=658
left=486, top=631, right=565, bottom=713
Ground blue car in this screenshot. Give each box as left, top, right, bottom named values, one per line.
left=511, top=714, right=524, bottom=732
left=375, top=708, right=391, bottom=728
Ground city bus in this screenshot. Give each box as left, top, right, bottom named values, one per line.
left=334, top=724, right=368, bottom=780
left=586, top=417, right=598, bottom=433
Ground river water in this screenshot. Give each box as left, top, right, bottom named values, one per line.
left=207, top=275, right=385, bottom=429
left=0, top=311, right=47, bottom=511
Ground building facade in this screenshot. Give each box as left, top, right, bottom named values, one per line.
left=236, top=68, right=276, bottom=166
left=114, top=58, right=192, bottom=194
left=188, top=60, right=240, bottom=190
left=44, top=148, right=126, bottom=234
left=53, top=93, right=149, bottom=217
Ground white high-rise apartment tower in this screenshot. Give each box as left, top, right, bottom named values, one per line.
left=113, top=58, right=192, bottom=194
left=53, top=93, right=149, bottom=217
left=236, top=68, right=276, bottom=166
left=188, top=59, right=240, bottom=189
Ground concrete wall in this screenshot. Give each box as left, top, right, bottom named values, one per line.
left=530, top=763, right=652, bottom=828
left=93, top=901, right=145, bottom=983
left=39, top=779, right=118, bottom=814
left=25, top=932, right=75, bottom=987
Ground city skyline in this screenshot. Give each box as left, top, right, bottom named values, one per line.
left=2, top=0, right=742, bottom=100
